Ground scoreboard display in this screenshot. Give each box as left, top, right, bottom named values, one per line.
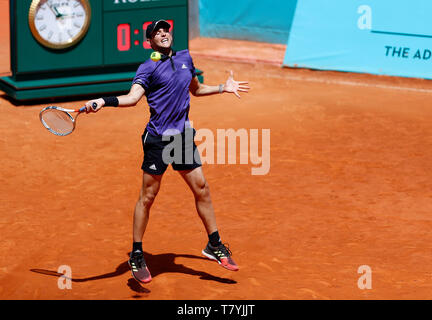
left=0, top=0, right=199, bottom=101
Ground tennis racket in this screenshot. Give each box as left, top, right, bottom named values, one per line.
left=39, top=102, right=102, bottom=136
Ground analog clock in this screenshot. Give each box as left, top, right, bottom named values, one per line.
left=28, top=0, right=91, bottom=50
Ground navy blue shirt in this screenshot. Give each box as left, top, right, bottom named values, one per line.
left=133, top=49, right=197, bottom=136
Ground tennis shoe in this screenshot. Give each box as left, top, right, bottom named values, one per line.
left=128, top=250, right=152, bottom=283
left=202, top=242, right=239, bottom=271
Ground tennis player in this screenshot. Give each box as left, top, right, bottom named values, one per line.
left=85, top=20, right=249, bottom=284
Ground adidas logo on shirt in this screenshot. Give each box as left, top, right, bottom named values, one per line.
left=181, top=64, right=188, bottom=69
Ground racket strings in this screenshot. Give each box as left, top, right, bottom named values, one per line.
left=40, top=109, right=75, bottom=136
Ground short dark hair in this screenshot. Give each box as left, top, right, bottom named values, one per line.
left=146, top=20, right=171, bottom=39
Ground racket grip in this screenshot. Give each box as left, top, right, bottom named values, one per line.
left=78, top=102, right=99, bottom=113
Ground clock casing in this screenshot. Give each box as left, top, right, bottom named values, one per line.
left=28, top=0, right=92, bottom=50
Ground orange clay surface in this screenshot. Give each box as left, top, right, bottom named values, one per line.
left=1, top=1, right=432, bottom=300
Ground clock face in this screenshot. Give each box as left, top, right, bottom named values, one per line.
left=28, top=0, right=91, bottom=50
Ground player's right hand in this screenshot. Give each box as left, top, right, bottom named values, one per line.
left=85, top=98, right=105, bottom=113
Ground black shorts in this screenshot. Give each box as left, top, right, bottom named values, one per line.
left=141, top=128, right=202, bottom=175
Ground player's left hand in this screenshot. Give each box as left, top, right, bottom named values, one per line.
left=224, top=70, right=250, bottom=98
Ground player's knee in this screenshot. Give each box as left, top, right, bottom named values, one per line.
left=140, top=190, right=158, bottom=207
left=195, top=180, right=210, bottom=201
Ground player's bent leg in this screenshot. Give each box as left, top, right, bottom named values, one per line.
left=129, top=172, right=163, bottom=284
left=178, top=167, right=217, bottom=234
left=133, top=172, right=163, bottom=242
left=178, top=167, right=239, bottom=271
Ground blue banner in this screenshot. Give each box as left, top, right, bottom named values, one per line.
left=283, top=0, right=432, bottom=79
left=199, top=0, right=298, bottom=44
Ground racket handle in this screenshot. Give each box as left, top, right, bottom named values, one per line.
left=77, top=102, right=99, bottom=113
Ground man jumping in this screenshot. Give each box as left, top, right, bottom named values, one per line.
left=85, top=20, right=250, bottom=283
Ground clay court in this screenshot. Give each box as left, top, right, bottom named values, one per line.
left=1, top=1, right=432, bottom=300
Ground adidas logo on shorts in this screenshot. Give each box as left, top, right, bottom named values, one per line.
left=149, top=164, right=157, bottom=170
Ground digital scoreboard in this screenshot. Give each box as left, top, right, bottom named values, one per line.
left=0, top=0, right=201, bottom=101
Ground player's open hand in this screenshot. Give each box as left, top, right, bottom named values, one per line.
left=85, top=98, right=105, bottom=113
left=224, top=70, right=250, bottom=98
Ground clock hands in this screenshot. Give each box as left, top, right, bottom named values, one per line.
left=46, top=1, right=76, bottom=28
left=47, top=1, right=63, bottom=18
left=58, top=13, right=77, bottom=19
left=53, top=6, right=63, bottom=18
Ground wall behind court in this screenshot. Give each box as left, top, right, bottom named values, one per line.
left=198, top=0, right=298, bottom=44
left=283, top=0, right=432, bottom=79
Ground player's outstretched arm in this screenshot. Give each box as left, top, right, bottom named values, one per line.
left=85, top=84, right=145, bottom=113
left=189, top=70, right=250, bottom=98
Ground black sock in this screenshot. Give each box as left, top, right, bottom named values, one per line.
left=208, top=231, right=222, bottom=247
left=132, top=242, right=143, bottom=254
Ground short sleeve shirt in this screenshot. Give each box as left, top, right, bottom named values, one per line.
left=132, top=49, right=197, bottom=136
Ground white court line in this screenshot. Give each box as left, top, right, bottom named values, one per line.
left=270, top=72, right=432, bottom=94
